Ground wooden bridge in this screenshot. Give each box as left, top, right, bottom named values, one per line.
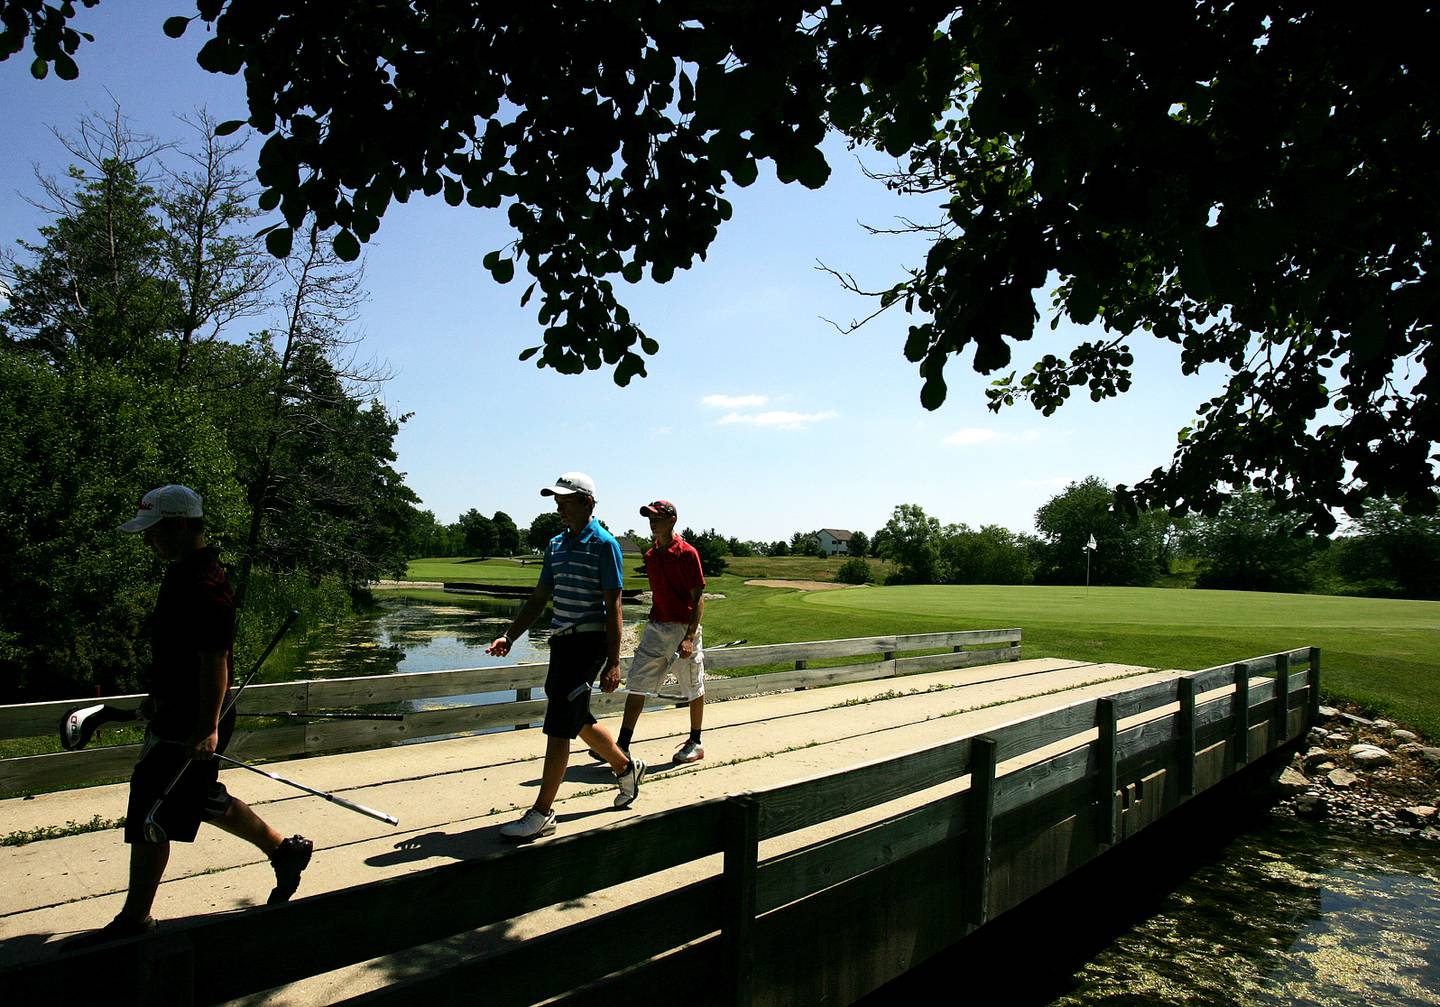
left=0, top=629, right=1319, bottom=1005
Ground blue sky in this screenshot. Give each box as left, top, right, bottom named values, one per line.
left=1, top=3, right=1226, bottom=543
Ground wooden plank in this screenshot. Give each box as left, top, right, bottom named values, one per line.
left=1109, top=678, right=1179, bottom=720
left=1271, top=653, right=1291, bottom=749
left=1308, top=647, right=1322, bottom=726
left=962, top=736, right=997, bottom=926
left=1192, top=653, right=1279, bottom=693
left=892, top=629, right=1021, bottom=650
left=305, top=662, right=550, bottom=706
left=991, top=699, right=1097, bottom=764
left=703, top=636, right=898, bottom=671
left=755, top=736, right=972, bottom=841
left=892, top=646, right=1022, bottom=675
left=1096, top=698, right=1118, bottom=846
left=723, top=797, right=759, bottom=1007
left=226, top=724, right=310, bottom=761
left=1115, top=712, right=1180, bottom=766
left=1177, top=677, right=1197, bottom=797
left=992, top=742, right=1094, bottom=817
left=704, top=661, right=895, bottom=701
left=333, top=879, right=722, bottom=1007
left=183, top=801, right=730, bottom=1003
left=1232, top=663, right=1251, bottom=768
left=756, top=791, right=968, bottom=913
left=0, top=744, right=138, bottom=794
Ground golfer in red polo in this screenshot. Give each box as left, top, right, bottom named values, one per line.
left=613, top=499, right=708, bottom=763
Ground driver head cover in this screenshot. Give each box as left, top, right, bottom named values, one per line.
left=59, top=703, right=112, bottom=751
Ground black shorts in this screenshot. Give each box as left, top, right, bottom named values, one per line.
left=543, top=632, right=607, bottom=739
left=123, top=713, right=235, bottom=844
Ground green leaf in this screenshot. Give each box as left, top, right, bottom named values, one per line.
left=519, top=283, right=535, bottom=307
left=54, top=53, right=78, bottom=80
left=621, top=261, right=643, bottom=284
left=265, top=227, right=293, bottom=258
left=729, top=157, right=758, bottom=187
left=491, top=258, right=514, bottom=284
left=30, top=58, right=48, bottom=80
left=333, top=229, right=361, bottom=262
left=518, top=346, right=541, bottom=362
left=163, top=16, right=190, bottom=39
left=214, top=119, right=245, bottom=137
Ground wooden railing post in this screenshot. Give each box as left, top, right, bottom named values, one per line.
left=1271, top=654, right=1290, bottom=749
left=723, top=795, right=759, bottom=1007
left=1232, top=663, right=1250, bottom=769
left=1177, top=677, right=1197, bottom=798
left=1096, top=699, right=1118, bottom=846
left=515, top=687, right=531, bottom=729
left=1307, top=648, right=1322, bottom=727
left=962, top=736, right=997, bottom=928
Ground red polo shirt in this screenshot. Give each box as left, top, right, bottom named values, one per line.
left=645, top=535, right=706, bottom=623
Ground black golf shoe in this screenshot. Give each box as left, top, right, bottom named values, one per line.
left=59, top=914, right=156, bottom=952
left=267, top=835, right=313, bottom=904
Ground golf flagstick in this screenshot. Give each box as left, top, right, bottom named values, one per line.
left=216, top=754, right=399, bottom=826
left=143, top=610, right=300, bottom=842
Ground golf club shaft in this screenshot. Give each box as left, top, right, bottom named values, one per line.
left=224, top=608, right=300, bottom=719
left=238, top=711, right=405, bottom=722
left=215, top=754, right=398, bottom=826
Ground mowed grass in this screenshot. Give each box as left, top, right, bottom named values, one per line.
left=401, top=556, right=543, bottom=587
left=721, top=555, right=898, bottom=582
left=694, top=580, right=1440, bottom=739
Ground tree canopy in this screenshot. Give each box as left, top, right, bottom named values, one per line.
left=6, top=3, right=1435, bottom=529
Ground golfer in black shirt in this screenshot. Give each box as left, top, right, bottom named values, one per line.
left=64, top=485, right=313, bottom=949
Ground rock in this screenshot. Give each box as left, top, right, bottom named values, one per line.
left=1374, top=719, right=1397, bottom=730
left=1328, top=768, right=1359, bottom=788
left=1353, top=749, right=1395, bottom=769
left=1392, top=729, right=1419, bottom=743
left=1398, top=743, right=1424, bottom=755
left=1275, top=767, right=1311, bottom=795
left=1313, top=761, right=1337, bottom=775
left=1327, top=732, right=1352, bottom=744
left=1421, top=747, right=1440, bottom=764
left=1421, top=827, right=1440, bottom=841
left=1294, top=793, right=1327, bottom=819
left=1302, top=747, right=1332, bottom=771
left=1317, top=705, right=1340, bottom=719
left=1400, top=806, right=1438, bottom=825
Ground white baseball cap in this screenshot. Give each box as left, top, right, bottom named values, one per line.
left=540, top=472, right=597, bottom=498
left=119, top=484, right=204, bottom=532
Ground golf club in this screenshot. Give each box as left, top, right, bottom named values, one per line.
left=143, top=610, right=300, bottom=842
left=214, top=753, right=399, bottom=826
left=60, top=705, right=402, bottom=751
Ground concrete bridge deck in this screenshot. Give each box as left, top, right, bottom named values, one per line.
left=0, top=656, right=1185, bottom=1001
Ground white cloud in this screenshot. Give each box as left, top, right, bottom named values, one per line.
left=718, top=410, right=839, bottom=431
left=702, top=393, right=769, bottom=409
left=942, top=428, right=1042, bottom=447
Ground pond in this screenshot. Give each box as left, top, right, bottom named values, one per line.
left=1050, top=816, right=1440, bottom=1006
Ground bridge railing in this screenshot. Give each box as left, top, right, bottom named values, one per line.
left=0, top=629, right=1022, bottom=795
left=1, top=645, right=1320, bottom=1007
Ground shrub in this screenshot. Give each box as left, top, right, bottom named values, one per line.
left=835, top=557, right=874, bottom=585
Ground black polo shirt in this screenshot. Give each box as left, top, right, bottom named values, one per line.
left=146, top=545, right=236, bottom=740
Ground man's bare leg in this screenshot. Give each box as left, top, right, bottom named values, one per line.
left=211, top=796, right=283, bottom=855
left=117, top=841, right=170, bottom=922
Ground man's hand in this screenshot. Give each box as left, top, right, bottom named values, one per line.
left=486, top=635, right=512, bottom=657
left=600, top=661, right=622, bottom=693
left=188, top=728, right=218, bottom=761
left=679, top=636, right=695, bottom=659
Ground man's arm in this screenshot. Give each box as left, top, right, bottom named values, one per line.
left=486, top=581, right=553, bottom=657
left=679, top=588, right=705, bottom=658
left=189, top=650, right=228, bottom=760
left=600, top=588, right=623, bottom=692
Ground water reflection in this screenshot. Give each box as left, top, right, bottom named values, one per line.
left=1052, top=817, right=1440, bottom=1006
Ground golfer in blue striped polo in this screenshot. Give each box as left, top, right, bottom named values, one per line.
left=487, top=472, right=643, bottom=839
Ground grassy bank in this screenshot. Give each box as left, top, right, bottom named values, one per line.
left=693, top=579, right=1440, bottom=739
left=402, top=556, right=542, bottom=586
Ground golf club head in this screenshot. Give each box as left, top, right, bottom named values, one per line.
left=58, top=703, right=109, bottom=751
left=142, top=808, right=168, bottom=843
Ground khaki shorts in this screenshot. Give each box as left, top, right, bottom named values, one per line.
left=626, top=622, right=704, bottom=701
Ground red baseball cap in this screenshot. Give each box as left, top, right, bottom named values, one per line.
left=640, top=500, right=677, bottom=518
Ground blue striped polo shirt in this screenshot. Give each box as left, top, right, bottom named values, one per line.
left=539, top=517, right=624, bottom=631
